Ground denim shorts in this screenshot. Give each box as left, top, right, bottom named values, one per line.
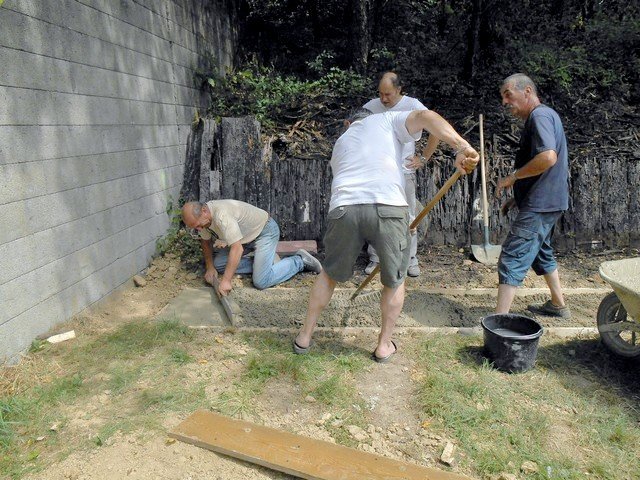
left=498, top=210, right=563, bottom=286
left=323, top=204, right=410, bottom=288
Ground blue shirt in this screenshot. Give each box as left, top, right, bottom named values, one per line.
left=514, top=105, right=569, bottom=212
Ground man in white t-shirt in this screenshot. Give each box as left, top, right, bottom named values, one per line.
left=362, top=72, right=440, bottom=278
left=182, top=199, right=322, bottom=296
left=293, top=108, right=478, bottom=362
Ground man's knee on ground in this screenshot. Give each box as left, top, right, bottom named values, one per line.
left=253, top=277, right=270, bottom=290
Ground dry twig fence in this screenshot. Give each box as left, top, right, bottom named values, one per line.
left=181, top=116, right=640, bottom=251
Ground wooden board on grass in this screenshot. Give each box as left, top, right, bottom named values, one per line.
left=169, top=410, right=472, bottom=480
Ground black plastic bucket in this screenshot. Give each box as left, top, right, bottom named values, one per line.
left=481, top=314, right=544, bottom=373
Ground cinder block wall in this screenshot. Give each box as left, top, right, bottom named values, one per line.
left=0, top=0, right=237, bottom=362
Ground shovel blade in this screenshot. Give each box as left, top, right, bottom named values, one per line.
left=471, top=243, right=502, bottom=265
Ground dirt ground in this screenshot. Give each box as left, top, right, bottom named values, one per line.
left=23, top=245, right=637, bottom=480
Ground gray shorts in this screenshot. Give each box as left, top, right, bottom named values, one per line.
left=323, top=204, right=410, bottom=288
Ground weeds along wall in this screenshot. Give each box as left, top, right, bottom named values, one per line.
left=0, top=0, right=237, bottom=363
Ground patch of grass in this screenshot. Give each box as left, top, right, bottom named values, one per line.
left=0, top=319, right=204, bottom=479
left=28, top=339, right=48, bottom=353
left=169, top=348, right=193, bottom=365
left=309, top=374, right=355, bottom=408
left=108, top=365, right=142, bottom=393
left=415, top=335, right=640, bottom=479
left=213, top=380, right=263, bottom=418
left=244, top=354, right=280, bottom=381
left=89, top=320, right=194, bottom=360
left=331, top=352, right=367, bottom=374
left=213, top=334, right=368, bottom=418
left=94, top=422, right=122, bottom=447
left=95, top=320, right=193, bottom=358
left=34, top=374, right=84, bottom=405
left=0, top=396, right=32, bottom=449
left=138, top=383, right=207, bottom=414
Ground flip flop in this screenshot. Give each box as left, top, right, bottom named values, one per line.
left=292, top=338, right=311, bottom=355
left=372, top=340, right=398, bottom=363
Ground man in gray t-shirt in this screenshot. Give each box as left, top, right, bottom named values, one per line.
left=495, top=73, right=570, bottom=318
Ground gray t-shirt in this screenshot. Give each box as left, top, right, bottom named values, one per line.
left=514, top=105, right=569, bottom=212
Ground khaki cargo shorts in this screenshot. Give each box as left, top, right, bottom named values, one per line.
left=322, top=204, right=410, bottom=288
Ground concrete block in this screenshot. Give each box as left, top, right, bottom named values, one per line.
left=129, top=101, right=179, bottom=126
left=0, top=207, right=116, bottom=285
left=0, top=162, right=47, bottom=204
left=0, top=48, right=175, bottom=103
left=0, top=199, right=31, bottom=245
left=81, top=0, right=172, bottom=42
left=0, top=295, right=66, bottom=363
left=0, top=124, right=180, bottom=165
left=0, top=235, right=39, bottom=285
left=13, top=0, right=175, bottom=64
left=133, top=0, right=168, bottom=19
left=0, top=9, right=176, bottom=83
left=172, top=64, right=201, bottom=89
left=0, top=267, right=47, bottom=326
left=20, top=189, right=91, bottom=236
left=0, top=86, right=139, bottom=126
left=157, top=287, right=228, bottom=326
left=41, top=146, right=181, bottom=195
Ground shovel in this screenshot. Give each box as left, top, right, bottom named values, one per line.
left=472, top=114, right=501, bottom=265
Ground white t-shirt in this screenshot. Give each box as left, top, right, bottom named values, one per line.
left=329, top=111, right=422, bottom=212
left=199, top=200, right=269, bottom=245
left=362, top=95, right=428, bottom=172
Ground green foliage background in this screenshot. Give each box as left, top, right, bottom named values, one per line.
left=216, top=0, right=639, bottom=125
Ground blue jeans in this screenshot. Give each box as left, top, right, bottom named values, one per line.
left=498, top=210, right=562, bottom=286
left=213, top=218, right=304, bottom=290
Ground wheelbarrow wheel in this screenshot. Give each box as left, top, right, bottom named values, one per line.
left=597, top=292, right=640, bottom=358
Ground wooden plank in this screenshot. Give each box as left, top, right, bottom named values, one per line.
left=169, top=410, right=473, bottom=480
left=276, top=240, right=318, bottom=255
left=208, top=277, right=243, bottom=327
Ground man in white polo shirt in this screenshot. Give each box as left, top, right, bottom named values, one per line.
left=362, top=72, right=440, bottom=277
left=293, top=108, right=478, bottom=362
left=182, top=200, right=321, bottom=296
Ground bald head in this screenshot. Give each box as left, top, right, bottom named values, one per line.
left=182, top=201, right=209, bottom=229
left=378, top=72, right=402, bottom=108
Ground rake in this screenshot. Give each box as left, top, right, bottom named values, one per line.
left=348, top=170, right=463, bottom=304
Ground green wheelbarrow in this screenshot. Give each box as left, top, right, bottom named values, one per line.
left=597, top=257, right=640, bottom=358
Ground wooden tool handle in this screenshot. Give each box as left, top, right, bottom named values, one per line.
left=410, top=170, right=462, bottom=230
left=351, top=170, right=462, bottom=300
left=479, top=114, right=490, bottom=229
